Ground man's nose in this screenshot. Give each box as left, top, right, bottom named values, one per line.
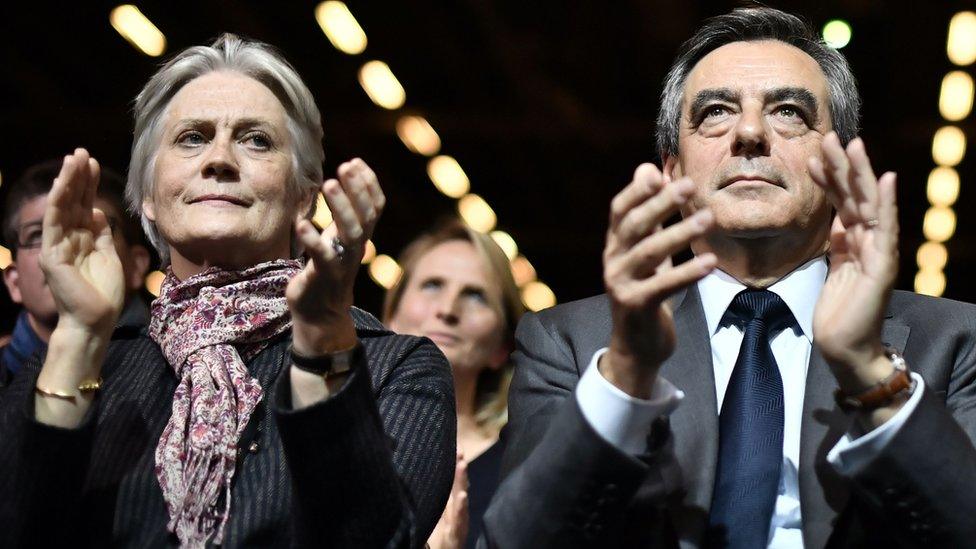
left=731, top=107, right=771, bottom=157
left=201, top=136, right=240, bottom=181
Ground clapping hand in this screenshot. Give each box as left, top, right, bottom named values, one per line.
left=40, top=149, right=125, bottom=335
left=427, top=451, right=470, bottom=549
left=808, top=133, right=900, bottom=397
left=34, top=149, right=125, bottom=426
left=601, top=164, right=717, bottom=398
left=286, top=158, right=384, bottom=355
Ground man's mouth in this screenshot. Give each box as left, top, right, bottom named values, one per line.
left=719, top=175, right=784, bottom=189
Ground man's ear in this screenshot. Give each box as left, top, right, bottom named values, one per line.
left=126, top=244, right=152, bottom=292
left=663, top=154, right=680, bottom=183
left=3, top=263, right=23, bottom=304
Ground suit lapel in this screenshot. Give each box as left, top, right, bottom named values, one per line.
left=798, top=315, right=911, bottom=548
left=659, top=285, right=719, bottom=540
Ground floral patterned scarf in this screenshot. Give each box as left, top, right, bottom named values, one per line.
left=150, top=259, right=302, bottom=547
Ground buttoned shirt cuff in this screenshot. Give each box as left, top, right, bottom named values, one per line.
left=575, top=347, right=684, bottom=455
left=827, top=372, right=925, bottom=474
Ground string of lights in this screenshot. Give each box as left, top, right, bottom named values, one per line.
left=315, top=1, right=557, bottom=311
left=915, top=12, right=975, bottom=297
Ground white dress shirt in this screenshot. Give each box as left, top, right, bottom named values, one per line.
left=576, top=256, right=925, bottom=548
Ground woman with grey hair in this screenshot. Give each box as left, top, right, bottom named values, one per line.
left=0, top=34, right=454, bottom=548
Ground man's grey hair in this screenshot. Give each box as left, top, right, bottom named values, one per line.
left=655, top=6, right=861, bottom=158
left=125, top=33, right=324, bottom=264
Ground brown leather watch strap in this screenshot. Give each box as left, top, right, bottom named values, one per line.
left=834, top=349, right=913, bottom=412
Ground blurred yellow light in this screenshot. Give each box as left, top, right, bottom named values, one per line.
left=948, top=12, right=976, bottom=66
left=145, top=270, right=166, bottom=297
left=510, top=255, right=537, bottom=287
left=427, top=155, right=470, bottom=198
left=396, top=116, right=441, bottom=156
left=916, top=241, right=948, bottom=271
left=109, top=5, right=166, bottom=57
left=822, top=20, right=852, bottom=49
left=914, top=269, right=946, bottom=297
left=490, top=230, right=518, bottom=261
left=458, top=194, right=496, bottom=233
left=314, top=1, right=367, bottom=55
left=0, top=246, right=10, bottom=270
left=369, top=254, right=402, bottom=289
left=361, top=239, right=376, bottom=265
left=923, top=206, right=957, bottom=242
left=939, top=71, right=974, bottom=121
left=358, top=60, right=405, bottom=110
left=312, top=193, right=333, bottom=229
left=932, top=126, right=967, bottom=166
left=521, top=281, right=556, bottom=312
left=927, top=167, right=960, bottom=207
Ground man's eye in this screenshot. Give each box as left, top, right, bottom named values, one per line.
left=21, top=230, right=42, bottom=248
left=774, top=105, right=806, bottom=123
left=704, top=105, right=730, bottom=119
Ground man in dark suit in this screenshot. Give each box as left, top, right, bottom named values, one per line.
left=483, top=7, right=976, bottom=548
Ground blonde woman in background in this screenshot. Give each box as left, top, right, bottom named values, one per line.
left=385, top=220, right=524, bottom=549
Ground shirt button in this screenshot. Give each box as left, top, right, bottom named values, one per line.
left=248, top=441, right=260, bottom=453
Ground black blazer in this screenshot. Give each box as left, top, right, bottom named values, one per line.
left=0, top=308, right=456, bottom=548
left=483, top=287, right=976, bottom=548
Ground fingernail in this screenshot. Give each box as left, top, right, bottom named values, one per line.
left=694, top=209, right=713, bottom=228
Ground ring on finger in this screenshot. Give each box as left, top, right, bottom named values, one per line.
left=331, top=237, right=347, bottom=261
left=862, top=218, right=880, bottom=228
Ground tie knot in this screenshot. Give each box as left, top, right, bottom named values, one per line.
left=724, top=289, right=795, bottom=333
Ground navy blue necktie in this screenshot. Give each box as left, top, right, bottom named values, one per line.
left=708, top=289, right=796, bottom=548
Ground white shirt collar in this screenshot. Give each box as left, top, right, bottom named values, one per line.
left=696, top=255, right=828, bottom=342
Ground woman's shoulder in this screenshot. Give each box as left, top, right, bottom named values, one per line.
left=351, top=306, right=436, bottom=354
left=350, top=307, right=451, bottom=388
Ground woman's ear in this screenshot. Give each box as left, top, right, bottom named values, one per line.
left=487, top=340, right=513, bottom=371
left=298, top=186, right=318, bottom=222
left=142, top=199, right=156, bottom=222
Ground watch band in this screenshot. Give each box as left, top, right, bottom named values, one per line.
left=834, top=348, right=913, bottom=412
left=289, top=342, right=361, bottom=379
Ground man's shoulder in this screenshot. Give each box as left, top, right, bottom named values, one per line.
left=888, top=289, right=976, bottom=326
left=527, top=294, right=611, bottom=336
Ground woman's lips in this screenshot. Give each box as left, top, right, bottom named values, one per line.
left=426, top=331, right=460, bottom=346
left=190, top=194, right=250, bottom=206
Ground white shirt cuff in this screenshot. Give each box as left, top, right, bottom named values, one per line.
left=575, top=347, right=684, bottom=455
left=827, top=372, right=926, bottom=474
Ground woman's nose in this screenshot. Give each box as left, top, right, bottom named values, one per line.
left=435, top=293, right=461, bottom=324
left=202, top=136, right=240, bottom=181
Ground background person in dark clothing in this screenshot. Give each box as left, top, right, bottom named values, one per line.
left=385, top=220, right=524, bottom=549
left=0, top=160, right=151, bottom=384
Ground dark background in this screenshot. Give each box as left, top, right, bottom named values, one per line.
left=0, top=0, right=973, bottom=331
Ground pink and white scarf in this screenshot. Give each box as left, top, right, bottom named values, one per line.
left=150, top=259, right=302, bottom=547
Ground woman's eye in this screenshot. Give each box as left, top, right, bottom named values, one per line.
left=176, top=131, right=206, bottom=146
left=243, top=133, right=272, bottom=150
left=463, top=289, right=488, bottom=305
left=420, top=279, right=443, bottom=291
